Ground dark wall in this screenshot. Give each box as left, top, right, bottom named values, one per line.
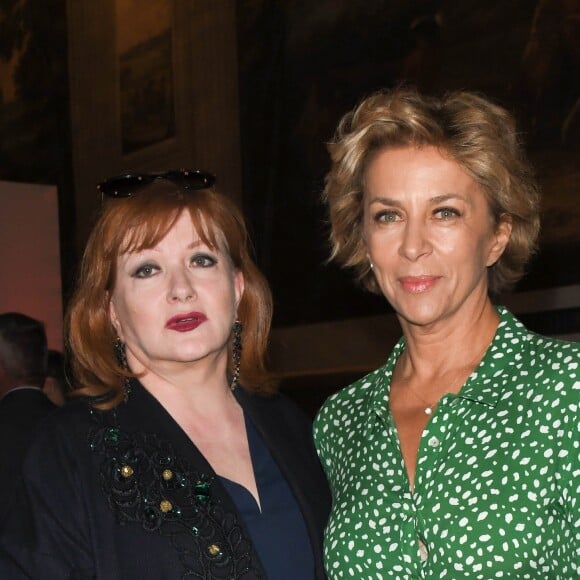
left=1, top=1, right=578, bottom=335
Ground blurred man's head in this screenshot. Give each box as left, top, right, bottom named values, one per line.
left=0, top=312, right=48, bottom=396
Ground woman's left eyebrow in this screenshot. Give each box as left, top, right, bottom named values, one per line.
left=429, top=193, right=466, bottom=204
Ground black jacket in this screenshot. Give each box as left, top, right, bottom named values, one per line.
left=0, top=382, right=330, bottom=579
left=0, top=388, right=57, bottom=526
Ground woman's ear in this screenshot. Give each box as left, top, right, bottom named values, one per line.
left=108, top=296, right=123, bottom=340
left=486, top=214, right=513, bottom=267
left=234, top=270, right=245, bottom=310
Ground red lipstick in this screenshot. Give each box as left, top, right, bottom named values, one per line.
left=165, top=311, right=207, bottom=332
left=399, top=276, right=441, bottom=294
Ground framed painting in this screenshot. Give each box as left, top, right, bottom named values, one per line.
left=238, top=0, right=580, bottom=329
left=115, top=0, right=176, bottom=154
left=67, top=0, right=242, bottom=250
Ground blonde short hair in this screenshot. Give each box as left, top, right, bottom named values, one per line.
left=323, top=87, right=541, bottom=295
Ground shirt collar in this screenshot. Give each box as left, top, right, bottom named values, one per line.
left=367, top=337, right=406, bottom=420
left=458, top=306, right=531, bottom=407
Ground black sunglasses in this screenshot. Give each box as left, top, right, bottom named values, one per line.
left=97, top=169, right=216, bottom=199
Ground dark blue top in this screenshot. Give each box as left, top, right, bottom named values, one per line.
left=219, top=415, right=315, bottom=579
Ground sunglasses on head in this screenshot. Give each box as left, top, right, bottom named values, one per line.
left=97, top=169, right=216, bottom=199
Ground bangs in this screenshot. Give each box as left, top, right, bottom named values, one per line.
left=119, top=207, right=223, bottom=255
left=105, top=182, right=226, bottom=256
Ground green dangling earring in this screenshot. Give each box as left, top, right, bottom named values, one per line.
left=230, top=320, right=243, bottom=391
left=114, top=336, right=132, bottom=400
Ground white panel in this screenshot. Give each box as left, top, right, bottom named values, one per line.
left=0, top=181, right=63, bottom=349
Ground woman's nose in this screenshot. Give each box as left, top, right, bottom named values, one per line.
left=398, top=220, right=431, bottom=261
left=168, top=270, right=196, bottom=302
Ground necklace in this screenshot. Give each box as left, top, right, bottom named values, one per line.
left=398, top=335, right=493, bottom=416
left=406, top=383, right=438, bottom=416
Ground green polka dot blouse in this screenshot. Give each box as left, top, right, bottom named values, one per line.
left=314, top=307, right=579, bottom=579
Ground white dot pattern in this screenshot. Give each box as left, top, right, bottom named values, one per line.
left=314, top=308, right=579, bottom=578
